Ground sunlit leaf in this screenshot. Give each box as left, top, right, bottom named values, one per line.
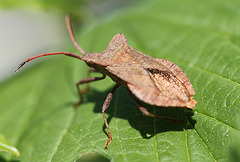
left=0, top=133, right=20, bottom=157
left=0, top=0, right=240, bottom=161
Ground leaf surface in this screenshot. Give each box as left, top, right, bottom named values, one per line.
left=0, top=0, right=240, bottom=161
left=0, top=133, right=20, bottom=157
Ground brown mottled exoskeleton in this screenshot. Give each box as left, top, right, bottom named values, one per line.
left=15, top=16, right=197, bottom=149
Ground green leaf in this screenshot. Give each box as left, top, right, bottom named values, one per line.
left=0, top=133, right=20, bottom=157
left=1, top=0, right=240, bottom=161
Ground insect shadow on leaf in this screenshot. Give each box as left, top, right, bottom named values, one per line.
left=15, top=15, right=197, bottom=149
left=87, top=87, right=196, bottom=140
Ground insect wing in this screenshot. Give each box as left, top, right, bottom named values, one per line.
left=106, top=58, right=197, bottom=108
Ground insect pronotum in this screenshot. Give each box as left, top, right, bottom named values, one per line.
left=15, top=15, right=197, bottom=149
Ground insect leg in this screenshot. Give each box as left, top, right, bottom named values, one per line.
left=88, top=67, right=98, bottom=73
left=102, top=84, right=120, bottom=149
left=128, top=91, right=183, bottom=122
left=83, top=68, right=100, bottom=93
left=74, top=74, right=106, bottom=107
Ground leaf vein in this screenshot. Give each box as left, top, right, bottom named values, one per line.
left=194, top=111, right=240, bottom=132
left=114, top=94, right=126, bottom=161
left=184, top=130, right=190, bottom=162
left=203, top=82, right=228, bottom=111
left=50, top=110, right=74, bottom=161
left=153, top=107, right=160, bottom=162
left=186, top=113, right=217, bottom=161
left=193, top=63, right=240, bottom=86
left=192, top=128, right=217, bottom=162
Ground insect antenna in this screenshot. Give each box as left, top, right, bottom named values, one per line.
left=65, top=15, right=86, bottom=55
left=14, top=52, right=83, bottom=72
left=14, top=15, right=86, bottom=73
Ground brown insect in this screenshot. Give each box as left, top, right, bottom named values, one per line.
left=15, top=16, right=197, bottom=149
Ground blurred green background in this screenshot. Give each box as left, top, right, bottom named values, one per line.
left=0, top=0, right=138, bottom=81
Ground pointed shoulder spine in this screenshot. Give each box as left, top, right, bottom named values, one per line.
left=106, top=33, right=128, bottom=51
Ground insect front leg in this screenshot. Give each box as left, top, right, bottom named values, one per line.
left=74, top=74, right=106, bottom=108
left=128, top=91, right=183, bottom=122
left=102, top=84, right=120, bottom=149
left=83, top=68, right=100, bottom=93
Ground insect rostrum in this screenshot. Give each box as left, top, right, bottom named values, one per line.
left=15, top=15, right=197, bottom=149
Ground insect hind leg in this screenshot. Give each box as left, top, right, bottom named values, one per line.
left=102, top=84, right=120, bottom=149
left=128, top=90, right=183, bottom=122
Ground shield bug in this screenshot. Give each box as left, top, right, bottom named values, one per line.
left=15, top=15, right=197, bottom=149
